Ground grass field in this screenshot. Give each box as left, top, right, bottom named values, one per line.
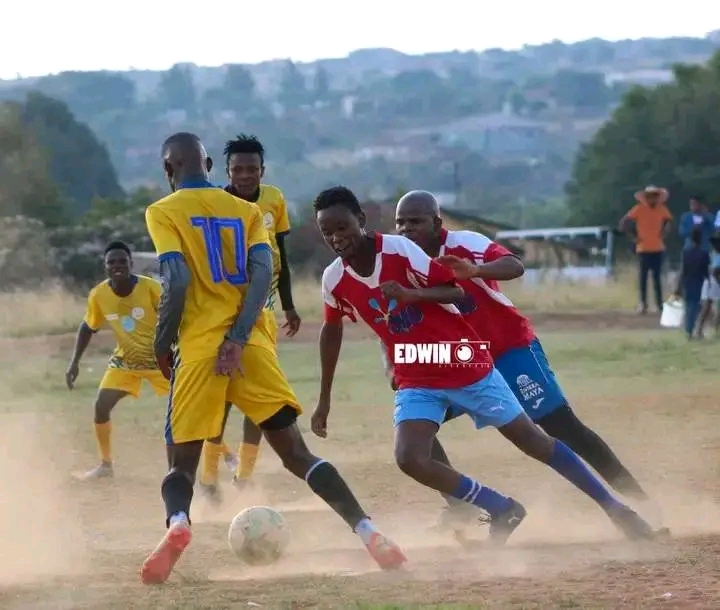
left=0, top=314, right=719, bottom=609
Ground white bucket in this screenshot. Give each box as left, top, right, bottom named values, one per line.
left=660, top=298, right=684, bottom=328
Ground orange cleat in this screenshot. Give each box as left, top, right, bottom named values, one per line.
left=140, top=521, right=192, bottom=584
left=365, top=532, right=407, bottom=570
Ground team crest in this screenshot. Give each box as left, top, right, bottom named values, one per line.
left=263, top=212, right=274, bottom=230
left=131, top=307, right=145, bottom=320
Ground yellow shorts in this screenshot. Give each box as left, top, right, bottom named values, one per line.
left=99, top=368, right=169, bottom=398
left=165, top=344, right=301, bottom=444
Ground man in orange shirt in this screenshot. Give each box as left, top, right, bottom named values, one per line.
left=619, top=186, right=673, bottom=314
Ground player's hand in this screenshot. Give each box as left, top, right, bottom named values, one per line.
left=65, top=362, right=79, bottom=390
left=390, top=376, right=399, bottom=391
left=156, top=352, right=173, bottom=380
left=283, top=309, right=302, bottom=338
left=436, top=255, right=478, bottom=280
left=216, top=339, right=244, bottom=376
left=311, top=400, right=330, bottom=438
left=380, top=281, right=410, bottom=302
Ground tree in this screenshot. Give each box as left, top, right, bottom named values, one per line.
left=552, top=70, right=610, bottom=109
left=20, top=92, right=124, bottom=216
left=313, top=66, right=330, bottom=99
left=0, top=102, right=67, bottom=227
left=157, top=64, right=197, bottom=115
left=279, top=60, right=307, bottom=105
left=566, top=50, right=720, bottom=229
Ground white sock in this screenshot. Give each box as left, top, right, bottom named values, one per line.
left=169, top=511, right=189, bottom=527
left=354, top=518, right=377, bottom=545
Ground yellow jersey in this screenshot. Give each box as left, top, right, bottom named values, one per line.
left=255, top=184, right=291, bottom=280
left=84, top=275, right=162, bottom=370
left=145, top=181, right=273, bottom=362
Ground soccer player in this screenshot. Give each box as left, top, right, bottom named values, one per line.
left=199, top=134, right=301, bottom=498
left=311, top=186, right=656, bottom=547
left=65, top=241, right=169, bottom=480
left=140, top=133, right=405, bottom=585
left=392, top=190, right=660, bottom=531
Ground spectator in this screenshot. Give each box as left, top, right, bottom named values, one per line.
left=695, top=234, right=720, bottom=338
left=715, top=209, right=720, bottom=230
left=673, top=227, right=709, bottom=340
left=619, top=185, right=673, bottom=314
left=679, top=195, right=714, bottom=251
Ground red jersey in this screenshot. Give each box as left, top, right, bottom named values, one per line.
left=322, top=233, right=492, bottom=390
left=439, top=229, right=536, bottom=358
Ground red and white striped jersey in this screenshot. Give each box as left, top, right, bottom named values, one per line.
left=322, top=232, right=492, bottom=390
left=439, top=228, right=536, bottom=357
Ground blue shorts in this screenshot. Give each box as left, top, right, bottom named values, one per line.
left=393, top=368, right=524, bottom=429
left=493, top=338, right=567, bottom=421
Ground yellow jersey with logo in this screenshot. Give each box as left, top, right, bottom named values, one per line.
left=84, top=275, right=161, bottom=370
left=255, top=185, right=290, bottom=311
left=145, top=183, right=274, bottom=363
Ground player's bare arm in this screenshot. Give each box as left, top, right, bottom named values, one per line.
left=218, top=245, right=274, bottom=375
left=155, top=256, right=190, bottom=378
left=380, top=280, right=462, bottom=304
left=276, top=233, right=301, bottom=336
left=378, top=340, right=398, bottom=391
left=313, top=320, right=344, bottom=438
left=66, top=322, right=95, bottom=390
left=436, top=254, right=524, bottom=282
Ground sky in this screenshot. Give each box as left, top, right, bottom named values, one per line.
left=1, top=1, right=719, bottom=79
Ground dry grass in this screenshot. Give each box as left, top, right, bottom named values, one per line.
left=0, top=285, right=85, bottom=338
left=292, top=265, right=644, bottom=319
left=0, top=265, right=645, bottom=338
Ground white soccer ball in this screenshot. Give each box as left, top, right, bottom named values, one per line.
left=228, top=506, right=290, bottom=565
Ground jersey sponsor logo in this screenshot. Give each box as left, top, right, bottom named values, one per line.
left=367, top=297, right=423, bottom=334
left=105, top=313, right=119, bottom=321
left=263, top=212, right=274, bottom=230
left=393, top=339, right=490, bottom=367
left=516, top=374, right=544, bottom=407
left=120, top=315, right=136, bottom=332
left=453, top=293, right=478, bottom=315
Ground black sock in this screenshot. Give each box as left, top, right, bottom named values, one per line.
left=161, top=469, right=194, bottom=527
left=305, top=460, right=368, bottom=530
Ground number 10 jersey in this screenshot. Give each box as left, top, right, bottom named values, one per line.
left=145, top=180, right=273, bottom=363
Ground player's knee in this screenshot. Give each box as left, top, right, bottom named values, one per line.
left=93, top=398, right=113, bottom=423
left=394, top=444, right=430, bottom=479
left=163, top=467, right=195, bottom=490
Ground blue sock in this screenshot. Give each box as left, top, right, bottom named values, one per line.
left=451, top=475, right=514, bottom=517
left=549, top=441, right=621, bottom=511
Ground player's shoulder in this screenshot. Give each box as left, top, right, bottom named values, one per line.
left=136, top=274, right=161, bottom=288
left=321, top=257, right=345, bottom=289
left=445, top=229, right=493, bottom=251
left=87, top=279, right=110, bottom=302
left=259, top=184, right=285, bottom=202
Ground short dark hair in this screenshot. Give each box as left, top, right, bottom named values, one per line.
left=690, top=194, right=705, bottom=203
left=313, top=186, right=362, bottom=214
left=223, top=134, right=265, bottom=166
left=104, top=240, right=131, bottom=257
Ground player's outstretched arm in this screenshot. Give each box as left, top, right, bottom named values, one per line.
left=66, top=322, right=95, bottom=390
left=380, top=280, right=463, bottom=304
left=225, top=246, right=273, bottom=345
left=437, top=254, right=524, bottom=282
left=155, top=256, right=190, bottom=359
left=378, top=340, right=398, bottom=391
left=313, top=320, right=344, bottom=438
left=276, top=234, right=301, bottom=336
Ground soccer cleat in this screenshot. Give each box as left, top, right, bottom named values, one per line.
left=140, top=521, right=192, bottom=584
left=199, top=482, right=223, bottom=506
left=488, top=499, right=527, bottom=546
left=433, top=502, right=489, bottom=533
left=364, top=532, right=407, bottom=570
left=224, top=452, right=239, bottom=473
left=606, top=504, right=655, bottom=540
left=81, top=462, right=113, bottom=480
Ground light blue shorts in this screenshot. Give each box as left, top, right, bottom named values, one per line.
left=393, top=368, right=524, bottom=429
left=494, top=338, right=567, bottom=421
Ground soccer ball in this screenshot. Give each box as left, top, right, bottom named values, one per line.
left=228, top=506, right=290, bottom=565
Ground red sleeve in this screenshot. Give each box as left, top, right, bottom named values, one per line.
left=483, top=241, right=514, bottom=263
left=426, top=257, right=458, bottom=287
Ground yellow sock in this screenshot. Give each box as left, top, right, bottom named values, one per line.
left=94, top=422, right=112, bottom=463
left=200, top=441, right=224, bottom=486
left=236, top=443, right=260, bottom=480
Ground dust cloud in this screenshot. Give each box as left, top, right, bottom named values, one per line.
left=0, top=412, right=89, bottom=585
